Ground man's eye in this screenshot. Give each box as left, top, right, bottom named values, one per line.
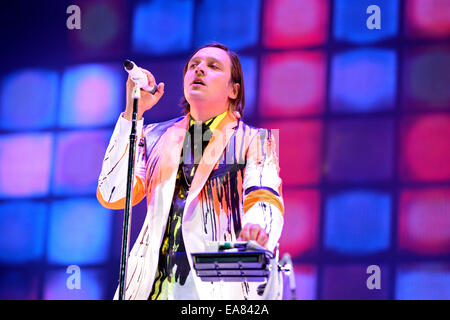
left=210, top=64, right=219, bottom=69
left=189, top=63, right=197, bottom=68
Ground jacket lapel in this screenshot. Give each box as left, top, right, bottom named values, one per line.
left=184, top=111, right=239, bottom=220
left=157, top=114, right=189, bottom=184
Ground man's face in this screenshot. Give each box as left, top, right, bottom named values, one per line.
left=183, top=47, right=238, bottom=109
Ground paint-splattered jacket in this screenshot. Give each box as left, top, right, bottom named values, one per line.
left=97, top=111, right=284, bottom=300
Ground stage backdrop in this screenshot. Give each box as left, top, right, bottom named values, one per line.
left=0, top=0, right=449, bottom=300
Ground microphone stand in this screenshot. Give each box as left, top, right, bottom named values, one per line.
left=118, top=84, right=141, bottom=300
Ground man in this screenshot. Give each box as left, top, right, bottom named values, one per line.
left=97, top=43, right=284, bottom=300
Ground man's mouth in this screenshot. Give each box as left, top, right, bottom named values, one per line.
left=191, top=79, right=205, bottom=86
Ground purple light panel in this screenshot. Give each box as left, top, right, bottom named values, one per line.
left=399, top=188, right=450, bottom=255
left=400, top=114, right=450, bottom=182
left=0, top=69, right=58, bottom=130
left=0, top=270, right=39, bottom=300
left=59, top=64, right=123, bottom=128
left=0, top=133, right=53, bottom=197
left=403, top=46, right=450, bottom=110
left=322, top=264, right=390, bottom=300
left=278, top=190, right=320, bottom=259
left=52, top=130, right=110, bottom=195
left=282, top=264, right=317, bottom=300
left=263, top=0, right=328, bottom=48
left=260, top=52, right=326, bottom=117
left=406, top=0, right=450, bottom=39
left=326, top=118, right=395, bottom=182
left=43, top=269, right=104, bottom=300
left=261, top=120, right=323, bottom=186
left=67, top=0, right=127, bottom=59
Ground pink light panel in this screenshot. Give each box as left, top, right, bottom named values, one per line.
left=263, top=0, right=329, bottom=48
left=278, top=189, right=320, bottom=258
left=260, top=52, right=326, bottom=117
left=262, top=120, right=323, bottom=186
left=406, top=0, right=450, bottom=38
left=399, top=189, right=450, bottom=255
left=400, top=114, right=450, bottom=182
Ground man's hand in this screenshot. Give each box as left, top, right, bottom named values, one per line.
left=123, top=68, right=165, bottom=121
left=237, top=223, right=269, bottom=248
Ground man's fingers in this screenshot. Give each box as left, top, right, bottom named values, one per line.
left=249, top=224, right=261, bottom=241
left=141, top=68, right=156, bottom=87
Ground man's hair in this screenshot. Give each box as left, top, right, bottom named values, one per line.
left=179, top=43, right=245, bottom=117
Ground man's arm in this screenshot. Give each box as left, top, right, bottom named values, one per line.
left=240, top=128, right=284, bottom=252
left=96, top=113, right=148, bottom=209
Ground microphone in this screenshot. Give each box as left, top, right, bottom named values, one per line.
left=123, top=59, right=157, bottom=94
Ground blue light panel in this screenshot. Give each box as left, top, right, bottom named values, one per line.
left=240, top=56, right=257, bottom=119
left=324, top=190, right=391, bottom=255
left=330, top=49, right=397, bottom=113
left=396, top=264, right=450, bottom=300
left=333, top=0, right=399, bottom=44
left=47, top=198, right=112, bottom=265
left=0, top=69, right=58, bottom=130
left=0, top=201, right=46, bottom=263
left=132, top=0, right=193, bottom=55
left=195, top=0, right=260, bottom=50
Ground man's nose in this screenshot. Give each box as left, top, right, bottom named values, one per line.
left=195, top=64, right=205, bottom=76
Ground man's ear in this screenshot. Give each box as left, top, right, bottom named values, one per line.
left=229, top=82, right=240, bottom=100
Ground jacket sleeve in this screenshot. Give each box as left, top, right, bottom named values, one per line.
left=96, top=113, right=148, bottom=210
left=242, top=128, right=284, bottom=252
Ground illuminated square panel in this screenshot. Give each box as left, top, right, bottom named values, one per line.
left=47, top=198, right=112, bottom=265
left=261, top=120, right=323, bottom=186
left=138, top=59, right=187, bottom=123
left=0, top=69, right=58, bottom=130
left=324, top=190, right=391, bottom=255
left=0, top=133, right=53, bottom=197
left=403, top=46, right=450, bottom=110
left=282, top=264, right=317, bottom=300
left=59, top=64, right=123, bottom=128
left=0, top=270, right=39, bottom=300
left=0, top=201, right=46, bottom=263
left=399, top=188, right=450, bottom=255
left=240, top=56, right=258, bottom=119
left=400, top=114, right=450, bottom=182
left=260, top=52, right=326, bottom=117
left=405, top=0, right=450, bottom=39
left=132, top=0, right=193, bottom=55
left=52, top=130, right=110, bottom=195
left=263, top=0, right=328, bottom=48
left=278, top=189, right=320, bottom=259
left=326, top=118, right=394, bottom=182
left=396, top=263, right=450, bottom=300
left=333, top=0, right=399, bottom=43
left=322, top=264, right=390, bottom=299
left=43, top=268, right=104, bottom=300
left=194, top=0, right=260, bottom=50
left=330, top=49, right=397, bottom=113
left=67, top=0, right=128, bottom=59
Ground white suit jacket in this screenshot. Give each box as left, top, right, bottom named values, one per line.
left=97, top=111, right=284, bottom=300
